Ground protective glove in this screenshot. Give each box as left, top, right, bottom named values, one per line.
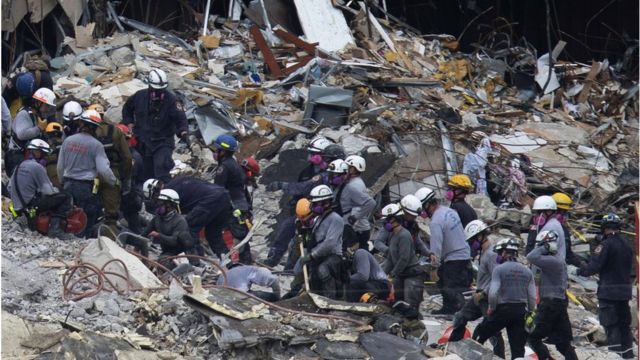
left=266, top=181, right=282, bottom=192
left=299, top=254, right=313, bottom=264
left=387, top=275, right=394, bottom=284
left=180, top=132, right=191, bottom=147
left=114, top=178, right=121, bottom=188
left=37, top=117, right=48, bottom=132
left=347, top=215, right=356, bottom=225
left=472, top=291, right=485, bottom=305
left=121, top=178, right=132, bottom=195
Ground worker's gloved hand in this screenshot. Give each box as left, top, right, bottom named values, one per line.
left=114, top=178, right=121, bottom=188
left=347, top=215, right=356, bottom=225
left=148, top=231, right=160, bottom=238
left=299, top=254, right=313, bottom=264
left=121, top=178, right=132, bottom=195
left=387, top=275, right=394, bottom=284
left=472, top=291, right=485, bottom=305
left=266, top=181, right=282, bottom=192
left=37, top=117, right=48, bottom=131
left=179, top=131, right=191, bottom=147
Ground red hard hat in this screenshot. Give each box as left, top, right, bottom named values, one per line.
left=115, top=124, right=132, bottom=138
left=241, top=156, right=260, bottom=177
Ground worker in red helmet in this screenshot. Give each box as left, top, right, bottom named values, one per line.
left=116, top=123, right=145, bottom=234
left=241, top=156, right=260, bottom=207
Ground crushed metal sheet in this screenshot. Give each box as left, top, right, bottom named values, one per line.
left=183, top=288, right=270, bottom=320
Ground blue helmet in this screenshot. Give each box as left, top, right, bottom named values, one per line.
left=16, top=72, right=36, bottom=97
left=214, top=134, right=238, bottom=152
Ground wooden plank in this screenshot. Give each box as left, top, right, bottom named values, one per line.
left=250, top=25, right=283, bottom=77
left=577, top=61, right=601, bottom=104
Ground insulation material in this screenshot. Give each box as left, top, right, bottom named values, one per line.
left=293, top=0, right=354, bottom=52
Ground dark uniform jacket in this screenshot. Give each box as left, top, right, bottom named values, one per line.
left=449, top=199, right=477, bottom=228
left=578, top=233, right=633, bottom=301
left=143, top=210, right=194, bottom=255
left=214, top=156, right=248, bottom=211
left=95, top=123, right=132, bottom=181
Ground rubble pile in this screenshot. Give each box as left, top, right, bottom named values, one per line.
left=2, top=1, right=638, bottom=359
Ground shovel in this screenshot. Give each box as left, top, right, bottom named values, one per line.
left=299, top=241, right=311, bottom=292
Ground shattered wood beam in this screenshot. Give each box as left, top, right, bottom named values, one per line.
left=250, top=25, right=283, bottom=77
left=272, top=27, right=319, bottom=55
left=577, top=61, right=601, bottom=104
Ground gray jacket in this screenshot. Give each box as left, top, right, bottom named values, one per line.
left=351, top=249, right=387, bottom=282
left=310, top=211, right=344, bottom=259
left=218, top=265, right=280, bottom=295
left=57, top=132, right=117, bottom=185
left=477, top=249, right=498, bottom=292
left=539, top=217, right=566, bottom=261
left=11, top=109, right=42, bottom=149
left=383, top=227, right=420, bottom=278
left=488, top=260, right=536, bottom=311
left=429, top=206, right=470, bottom=263
left=8, top=160, right=57, bottom=210
left=339, top=177, right=375, bottom=232
left=526, top=245, right=567, bottom=300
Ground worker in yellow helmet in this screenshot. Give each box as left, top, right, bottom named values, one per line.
left=447, top=174, right=478, bottom=229
left=43, top=122, right=64, bottom=188
left=551, top=192, right=585, bottom=267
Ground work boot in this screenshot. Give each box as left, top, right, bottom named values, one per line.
left=320, top=277, right=337, bottom=299
left=48, top=217, right=76, bottom=240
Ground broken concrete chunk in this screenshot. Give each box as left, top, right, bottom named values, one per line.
left=359, top=332, right=428, bottom=360
left=110, top=47, right=135, bottom=67
left=446, top=338, right=494, bottom=360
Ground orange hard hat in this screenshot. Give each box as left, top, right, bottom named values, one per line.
left=241, top=156, right=260, bottom=177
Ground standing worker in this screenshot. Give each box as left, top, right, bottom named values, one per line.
left=525, top=195, right=566, bottom=260
left=61, top=101, right=83, bottom=136
left=338, top=155, right=375, bottom=251
left=473, top=238, right=536, bottom=359
left=578, top=214, right=634, bottom=359
left=526, top=230, right=579, bottom=360
left=43, top=122, right=64, bottom=189
left=122, top=68, right=188, bottom=182
left=211, top=134, right=252, bottom=263
left=94, top=106, right=132, bottom=233
left=446, top=174, right=478, bottom=228
left=57, top=110, right=118, bottom=238
left=416, top=186, right=472, bottom=315
left=551, top=192, right=585, bottom=267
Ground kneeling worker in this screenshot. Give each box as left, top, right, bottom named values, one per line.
left=218, top=263, right=281, bottom=302
left=344, top=237, right=389, bottom=303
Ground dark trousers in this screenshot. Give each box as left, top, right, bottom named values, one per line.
left=4, top=149, right=24, bottom=177
left=599, top=299, right=634, bottom=359
left=528, top=298, right=578, bottom=360
left=121, top=188, right=144, bottom=234
left=33, top=192, right=72, bottom=218
left=356, top=229, right=371, bottom=251
left=439, top=259, right=472, bottom=313
left=100, top=168, right=121, bottom=224
left=228, top=211, right=252, bottom=264
left=266, top=215, right=296, bottom=266
left=249, top=290, right=279, bottom=302
left=187, top=198, right=232, bottom=257
left=310, top=255, right=343, bottom=299
left=140, top=144, right=174, bottom=183
left=347, top=279, right=389, bottom=302
left=474, top=303, right=527, bottom=359
left=64, top=180, right=101, bottom=238
left=450, top=295, right=505, bottom=358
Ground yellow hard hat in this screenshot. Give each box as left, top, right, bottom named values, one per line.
left=87, top=103, right=105, bottom=114
left=45, top=122, right=63, bottom=134
left=447, top=174, right=473, bottom=190
left=295, top=198, right=311, bottom=219
left=359, top=292, right=377, bottom=303
left=552, top=192, right=572, bottom=210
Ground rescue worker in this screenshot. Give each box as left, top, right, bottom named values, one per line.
left=474, top=238, right=536, bottom=360
left=61, top=101, right=83, bottom=136
left=218, top=263, right=281, bottom=302
left=143, top=189, right=195, bottom=266
left=6, top=88, right=56, bottom=176
left=449, top=220, right=505, bottom=358
left=94, top=107, right=133, bottom=232
left=240, top=156, right=260, bottom=208
left=374, top=195, right=430, bottom=257
left=8, top=139, right=74, bottom=240
left=263, top=138, right=343, bottom=267
left=57, top=109, right=118, bottom=238
left=122, top=68, right=188, bottom=182
left=338, top=155, right=375, bottom=251
left=345, top=237, right=390, bottom=303
left=143, top=177, right=233, bottom=259
left=211, top=134, right=251, bottom=263
left=327, top=158, right=349, bottom=190
left=578, top=213, right=634, bottom=359
left=299, top=185, right=344, bottom=299
left=380, top=203, right=424, bottom=319
left=43, top=122, right=64, bottom=189
left=4, top=71, right=36, bottom=115
left=416, top=186, right=472, bottom=315
left=551, top=192, right=585, bottom=267
left=282, top=198, right=318, bottom=299
left=526, top=230, right=579, bottom=360
left=117, top=124, right=145, bottom=234
left=446, top=174, right=477, bottom=228
left=525, top=195, right=566, bottom=260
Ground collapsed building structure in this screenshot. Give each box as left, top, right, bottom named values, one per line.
left=1, top=0, right=638, bottom=359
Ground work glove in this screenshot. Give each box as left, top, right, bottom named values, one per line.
left=114, top=178, right=121, bottom=188
left=472, top=291, right=485, bottom=305
left=180, top=132, right=191, bottom=147
left=121, top=178, right=132, bottom=195
left=266, top=181, right=282, bottom=192
left=299, top=254, right=313, bottom=264
left=387, top=275, right=394, bottom=284
left=347, top=215, right=356, bottom=225
left=37, top=117, right=48, bottom=132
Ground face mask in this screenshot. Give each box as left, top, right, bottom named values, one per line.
left=155, top=205, right=167, bottom=216
left=331, top=174, right=345, bottom=186
left=471, top=240, right=481, bottom=251
left=554, top=213, right=566, bottom=223
left=312, top=204, right=325, bottom=215
left=39, top=104, right=56, bottom=119
left=318, top=161, right=328, bottom=171
left=445, top=190, right=455, bottom=201
left=309, top=154, right=323, bottom=166
left=150, top=89, right=165, bottom=102
left=532, top=214, right=546, bottom=226
left=496, top=255, right=505, bottom=264
left=213, top=151, right=220, bottom=161
left=384, top=221, right=394, bottom=232
left=420, top=210, right=428, bottom=219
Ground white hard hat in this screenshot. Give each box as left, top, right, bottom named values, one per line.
left=62, top=101, right=83, bottom=121
left=307, top=137, right=333, bottom=153
left=345, top=155, right=366, bottom=172
left=32, top=88, right=56, bottom=106
left=327, top=159, right=348, bottom=174
left=532, top=195, right=557, bottom=211
left=148, top=68, right=168, bottom=89
left=79, top=109, right=103, bottom=127
left=26, top=139, right=51, bottom=153
left=143, top=178, right=161, bottom=199
left=494, top=238, right=519, bottom=252
left=415, top=187, right=435, bottom=204
left=535, top=230, right=559, bottom=244
left=465, top=219, right=489, bottom=241
left=158, top=189, right=180, bottom=204
left=400, top=194, right=422, bottom=216
left=511, top=158, right=521, bottom=169
left=381, top=203, right=403, bottom=218
left=310, top=184, right=333, bottom=202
